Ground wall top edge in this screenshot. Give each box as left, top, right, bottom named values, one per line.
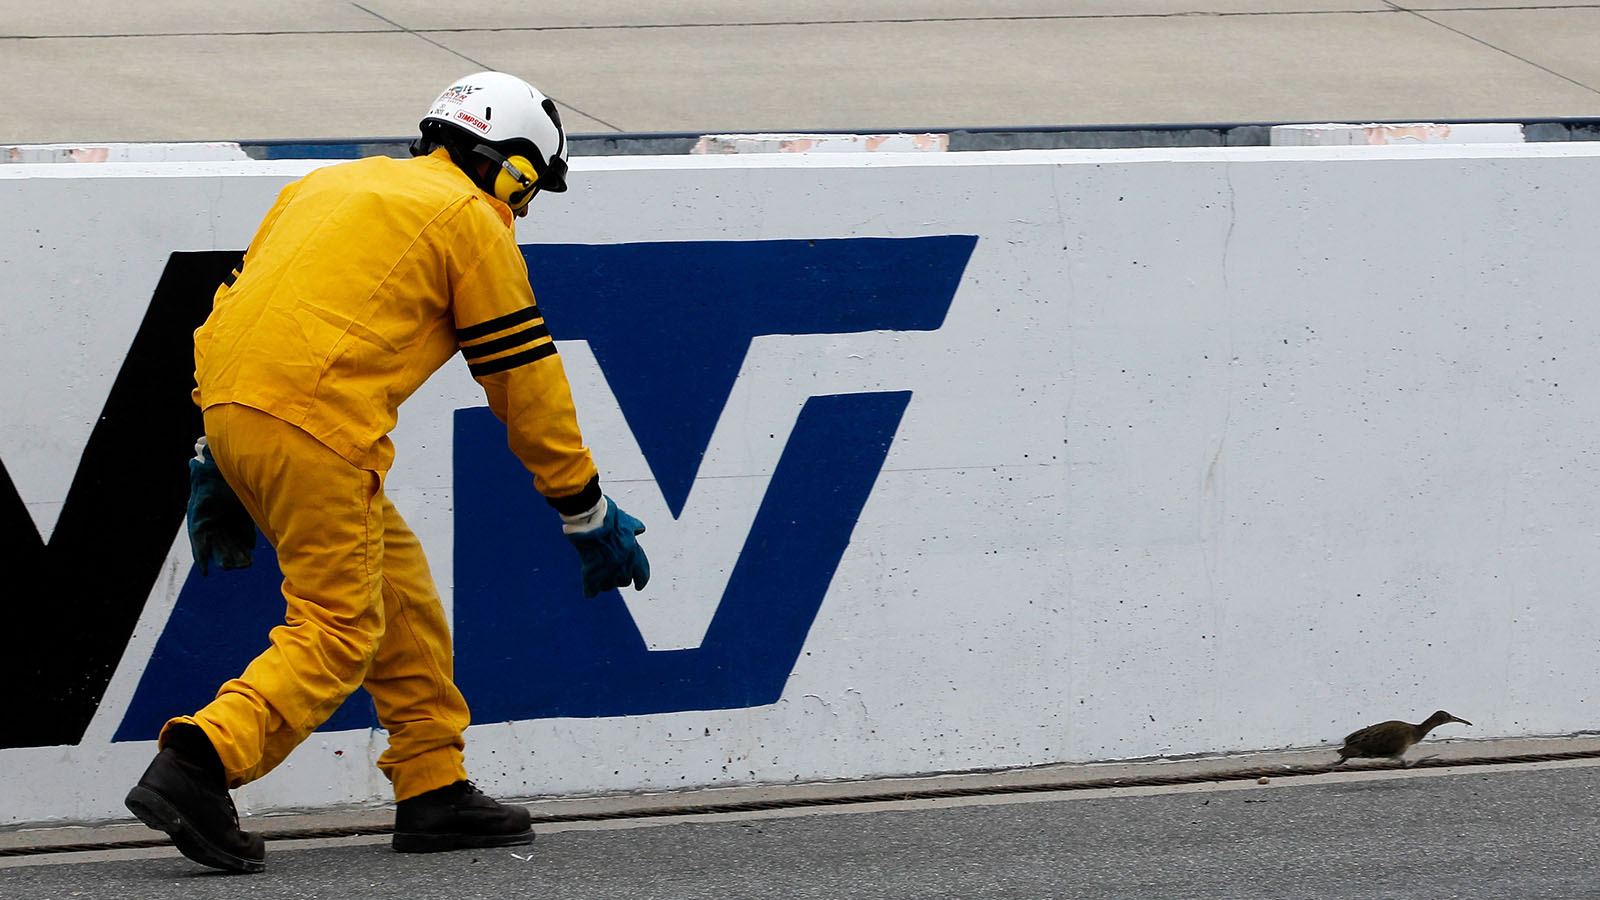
left=3, top=141, right=1597, bottom=181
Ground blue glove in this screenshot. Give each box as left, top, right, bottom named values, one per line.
left=563, top=497, right=650, bottom=598
left=187, top=438, right=256, bottom=575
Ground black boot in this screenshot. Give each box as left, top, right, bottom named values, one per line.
left=124, top=725, right=265, bottom=874
left=392, top=780, right=533, bottom=853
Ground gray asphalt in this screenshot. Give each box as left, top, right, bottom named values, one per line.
left=6, top=761, right=1598, bottom=900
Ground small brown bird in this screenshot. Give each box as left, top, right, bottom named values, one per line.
left=1334, top=710, right=1472, bottom=766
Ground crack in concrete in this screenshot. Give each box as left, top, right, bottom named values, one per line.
left=1385, top=1, right=1600, bottom=96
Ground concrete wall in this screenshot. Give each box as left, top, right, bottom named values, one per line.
left=3, top=143, right=1599, bottom=826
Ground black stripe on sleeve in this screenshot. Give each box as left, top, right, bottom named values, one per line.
left=545, top=475, right=603, bottom=516
left=466, top=340, right=558, bottom=377
left=456, top=305, right=542, bottom=342
left=460, top=323, right=551, bottom=360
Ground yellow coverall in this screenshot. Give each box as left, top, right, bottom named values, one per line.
left=166, top=148, right=600, bottom=801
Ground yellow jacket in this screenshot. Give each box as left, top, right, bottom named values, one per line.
left=194, top=149, right=598, bottom=505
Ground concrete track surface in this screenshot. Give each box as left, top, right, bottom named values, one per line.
left=4, top=1, right=1600, bottom=143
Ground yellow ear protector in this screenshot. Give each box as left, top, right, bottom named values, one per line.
left=475, top=144, right=540, bottom=211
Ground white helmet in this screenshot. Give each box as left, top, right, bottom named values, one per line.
left=416, top=71, right=569, bottom=207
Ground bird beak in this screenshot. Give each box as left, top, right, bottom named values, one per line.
left=1451, top=716, right=1473, bottom=726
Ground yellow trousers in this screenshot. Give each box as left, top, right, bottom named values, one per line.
left=163, top=403, right=470, bottom=801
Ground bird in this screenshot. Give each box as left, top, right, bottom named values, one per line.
left=1333, top=710, right=1472, bottom=766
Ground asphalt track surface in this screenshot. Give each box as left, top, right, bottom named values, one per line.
left=5, top=759, right=1600, bottom=899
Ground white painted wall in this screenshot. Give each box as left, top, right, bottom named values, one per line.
left=3, top=143, right=1599, bottom=826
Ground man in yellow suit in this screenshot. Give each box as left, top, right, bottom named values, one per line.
left=124, top=72, right=650, bottom=874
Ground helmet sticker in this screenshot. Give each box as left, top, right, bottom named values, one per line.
left=454, top=109, right=491, bottom=133
left=440, top=84, right=481, bottom=105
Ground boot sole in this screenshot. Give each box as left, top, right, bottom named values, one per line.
left=392, top=828, right=535, bottom=853
left=125, top=785, right=266, bottom=874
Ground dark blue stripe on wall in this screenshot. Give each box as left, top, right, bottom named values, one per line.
left=451, top=390, right=911, bottom=721
left=254, top=142, right=371, bottom=160
left=525, top=235, right=975, bottom=518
